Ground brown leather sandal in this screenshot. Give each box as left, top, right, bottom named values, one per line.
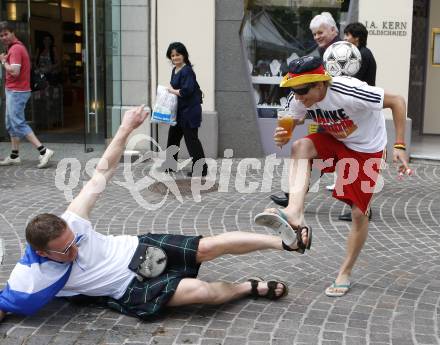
left=288, top=225, right=312, bottom=254
left=248, top=277, right=289, bottom=300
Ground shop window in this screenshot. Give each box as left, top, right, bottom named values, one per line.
left=240, top=0, right=348, bottom=118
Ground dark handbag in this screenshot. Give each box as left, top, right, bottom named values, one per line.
left=128, top=244, right=168, bottom=279
left=31, top=69, right=48, bottom=91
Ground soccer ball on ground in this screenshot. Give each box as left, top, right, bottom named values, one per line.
left=323, top=41, right=362, bottom=77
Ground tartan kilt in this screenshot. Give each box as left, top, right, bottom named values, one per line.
left=106, top=233, right=201, bottom=319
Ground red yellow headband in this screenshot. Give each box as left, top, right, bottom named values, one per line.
left=280, top=65, right=332, bottom=88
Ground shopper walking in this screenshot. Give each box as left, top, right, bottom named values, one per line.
left=0, top=21, right=54, bottom=168
left=162, top=42, right=207, bottom=177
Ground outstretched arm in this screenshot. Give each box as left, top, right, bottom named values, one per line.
left=383, top=92, right=411, bottom=176
left=67, top=105, right=149, bottom=219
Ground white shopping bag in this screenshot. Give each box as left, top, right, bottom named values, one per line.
left=151, top=85, right=178, bottom=126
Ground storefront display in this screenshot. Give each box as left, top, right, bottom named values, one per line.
left=242, top=2, right=346, bottom=118
left=241, top=0, right=354, bottom=155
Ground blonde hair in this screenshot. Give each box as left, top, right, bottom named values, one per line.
left=309, top=12, right=339, bottom=33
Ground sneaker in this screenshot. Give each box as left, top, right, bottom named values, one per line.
left=37, top=149, right=54, bottom=169
left=0, top=156, right=21, bottom=166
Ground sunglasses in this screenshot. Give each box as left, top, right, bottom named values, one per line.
left=46, top=233, right=85, bottom=255
left=292, top=83, right=316, bottom=95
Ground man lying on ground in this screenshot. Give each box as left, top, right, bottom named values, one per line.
left=0, top=105, right=293, bottom=322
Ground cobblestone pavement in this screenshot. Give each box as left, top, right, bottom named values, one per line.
left=0, top=152, right=439, bottom=345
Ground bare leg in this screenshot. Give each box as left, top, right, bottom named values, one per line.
left=196, top=232, right=282, bottom=263
left=24, top=132, right=43, bottom=148
left=170, top=232, right=287, bottom=307
left=284, top=155, right=311, bottom=226
left=329, top=205, right=369, bottom=293
left=284, top=138, right=318, bottom=225
left=11, top=137, right=20, bottom=151
left=264, top=138, right=318, bottom=245
left=11, top=132, right=42, bottom=152
left=166, top=278, right=285, bottom=307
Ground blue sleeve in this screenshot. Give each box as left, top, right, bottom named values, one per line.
left=0, top=265, right=72, bottom=316
left=0, top=245, right=73, bottom=316
left=178, top=67, right=197, bottom=98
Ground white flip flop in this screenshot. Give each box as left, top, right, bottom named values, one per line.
left=325, top=281, right=351, bottom=297
left=254, top=210, right=297, bottom=247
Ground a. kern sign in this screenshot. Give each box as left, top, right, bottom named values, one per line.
left=365, top=20, right=408, bottom=36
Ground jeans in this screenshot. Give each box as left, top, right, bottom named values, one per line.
left=5, top=89, right=32, bottom=139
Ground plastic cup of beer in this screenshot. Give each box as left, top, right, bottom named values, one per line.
left=277, top=110, right=295, bottom=140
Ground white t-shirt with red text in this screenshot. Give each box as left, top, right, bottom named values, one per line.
left=288, top=76, right=386, bottom=153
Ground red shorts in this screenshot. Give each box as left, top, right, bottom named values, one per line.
left=306, top=132, right=385, bottom=215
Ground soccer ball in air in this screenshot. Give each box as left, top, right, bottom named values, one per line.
left=323, top=41, right=362, bottom=77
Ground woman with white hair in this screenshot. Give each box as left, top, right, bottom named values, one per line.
left=309, top=12, right=340, bottom=56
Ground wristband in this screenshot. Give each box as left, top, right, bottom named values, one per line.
left=394, top=143, right=406, bottom=151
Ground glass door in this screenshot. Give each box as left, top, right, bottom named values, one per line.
left=83, top=0, right=105, bottom=151
left=29, top=0, right=64, bottom=139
